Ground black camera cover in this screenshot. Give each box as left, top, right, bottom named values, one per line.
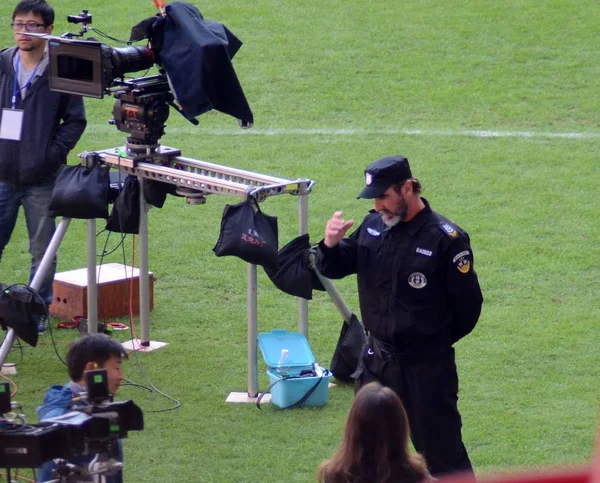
left=130, top=1, right=254, bottom=125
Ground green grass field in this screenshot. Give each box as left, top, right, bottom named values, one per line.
left=0, top=0, right=599, bottom=482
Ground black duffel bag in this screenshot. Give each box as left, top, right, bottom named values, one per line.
left=48, top=164, right=110, bottom=219
left=213, top=198, right=278, bottom=268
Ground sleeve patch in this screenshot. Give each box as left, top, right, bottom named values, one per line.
left=453, top=250, right=471, bottom=273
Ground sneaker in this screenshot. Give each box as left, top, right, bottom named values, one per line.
left=37, top=317, right=47, bottom=333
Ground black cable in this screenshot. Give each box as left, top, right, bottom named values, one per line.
left=96, top=229, right=126, bottom=258
left=121, top=377, right=152, bottom=393
left=118, top=232, right=180, bottom=413
left=89, top=27, right=131, bottom=45
left=3, top=338, right=23, bottom=368
left=127, top=352, right=181, bottom=413
left=45, top=305, right=67, bottom=367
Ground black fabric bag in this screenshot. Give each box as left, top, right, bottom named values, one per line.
left=0, top=283, right=46, bottom=348
left=105, top=175, right=141, bottom=234
left=263, top=234, right=325, bottom=300
left=213, top=198, right=278, bottom=268
left=143, top=179, right=177, bottom=209
left=330, top=313, right=366, bottom=383
left=48, top=164, right=110, bottom=219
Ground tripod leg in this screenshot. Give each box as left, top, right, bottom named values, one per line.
left=0, top=218, right=71, bottom=367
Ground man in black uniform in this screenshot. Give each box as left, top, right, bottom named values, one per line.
left=316, top=155, right=483, bottom=477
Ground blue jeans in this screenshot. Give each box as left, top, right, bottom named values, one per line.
left=0, top=178, right=57, bottom=307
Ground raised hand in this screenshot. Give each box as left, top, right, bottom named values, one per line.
left=324, top=211, right=354, bottom=248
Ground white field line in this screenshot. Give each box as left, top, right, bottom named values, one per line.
left=89, top=125, right=600, bottom=139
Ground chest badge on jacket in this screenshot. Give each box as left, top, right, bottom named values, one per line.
left=408, top=272, right=427, bottom=289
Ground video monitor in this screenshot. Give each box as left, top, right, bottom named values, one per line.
left=48, top=39, right=105, bottom=98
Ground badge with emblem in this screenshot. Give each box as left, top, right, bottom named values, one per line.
left=367, top=227, right=380, bottom=236
left=453, top=250, right=471, bottom=273
left=408, top=272, right=427, bottom=289
left=365, top=173, right=373, bottom=185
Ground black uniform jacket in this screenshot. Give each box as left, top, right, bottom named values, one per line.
left=317, top=199, right=483, bottom=347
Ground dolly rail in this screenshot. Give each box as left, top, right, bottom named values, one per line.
left=90, top=147, right=314, bottom=397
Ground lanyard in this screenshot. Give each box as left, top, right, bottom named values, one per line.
left=12, top=55, right=40, bottom=109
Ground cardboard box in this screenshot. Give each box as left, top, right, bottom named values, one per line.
left=50, top=263, right=153, bottom=320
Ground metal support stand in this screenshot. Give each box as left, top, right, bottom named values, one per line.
left=298, top=183, right=310, bottom=339
left=93, top=146, right=314, bottom=399
left=86, top=219, right=98, bottom=334
left=247, top=264, right=258, bottom=397
left=0, top=146, right=315, bottom=396
left=138, top=176, right=151, bottom=345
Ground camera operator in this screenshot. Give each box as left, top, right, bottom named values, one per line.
left=0, top=0, right=87, bottom=333
left=36, top=334, right=127, bottom=483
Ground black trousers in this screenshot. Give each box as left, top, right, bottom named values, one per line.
left=354, top=338, right=473, bottom=477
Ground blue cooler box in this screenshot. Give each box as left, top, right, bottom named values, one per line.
left=258, top=330, right=332, bottom=408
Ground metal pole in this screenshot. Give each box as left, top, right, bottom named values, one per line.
left=138, top=176, right=150, bottom=346
left=86, top=219, right=97, bottom=333
left=298, top=183, right=309, bottom=338
left=0, top=218, right=71, bottom=367
left=307, top=252, right=353, bottom=322
left=247, top=263, right=258, bottom=397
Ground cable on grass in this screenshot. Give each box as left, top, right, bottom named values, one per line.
left=118, top=235, right=181, bottom=413
left=0, top=470, right=35, bottom=482
left=0, top=370, right=18, bottom=397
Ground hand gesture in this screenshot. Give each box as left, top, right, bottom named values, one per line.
left=324, top=211, right=354, bottom=248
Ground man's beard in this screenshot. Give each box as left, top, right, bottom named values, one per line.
left=379, top=200, right=407, bottom=227
left=380, top=213, right=401, bottom=227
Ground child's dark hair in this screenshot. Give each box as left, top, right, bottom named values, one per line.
left=66, top=334, right=128, bottom=382
left=12, top=0, right=55, bottom=26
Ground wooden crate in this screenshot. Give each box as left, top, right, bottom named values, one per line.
left=50, top=263, right=154, bottom=320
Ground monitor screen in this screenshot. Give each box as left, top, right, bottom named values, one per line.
left=49, top=39, right=104, bottom=98
left=56, top=55, right=94, bottom=82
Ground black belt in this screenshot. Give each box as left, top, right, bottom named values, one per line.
left=371, top=335, right=450, bottom=365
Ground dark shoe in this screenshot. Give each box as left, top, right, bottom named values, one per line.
left=37, top=317, right=47, bottom=333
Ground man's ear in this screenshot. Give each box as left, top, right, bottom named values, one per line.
left=84, top=361, right=98, bottom=372
left=400, top=179, right=412, bottom=196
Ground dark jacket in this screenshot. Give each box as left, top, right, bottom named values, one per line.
left=0, top=47, right=86, bottom=186
left=37, top=383, right=123, bottom=483
left=317, top=199, right=483, bottom=346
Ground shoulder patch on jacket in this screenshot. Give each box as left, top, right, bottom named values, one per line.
left=439, top=222, right=459, bottom=239
left=452, top=250, right=471, bottom=273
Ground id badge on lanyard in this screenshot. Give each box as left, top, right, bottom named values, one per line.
left=0, top=108, right=24, bottom=141
left=0, top=55, right=38, bottom=141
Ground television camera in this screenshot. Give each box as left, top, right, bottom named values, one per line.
left=0, top=369, right=143, bottom=482
left=45, top=3, right=254, bottom=156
